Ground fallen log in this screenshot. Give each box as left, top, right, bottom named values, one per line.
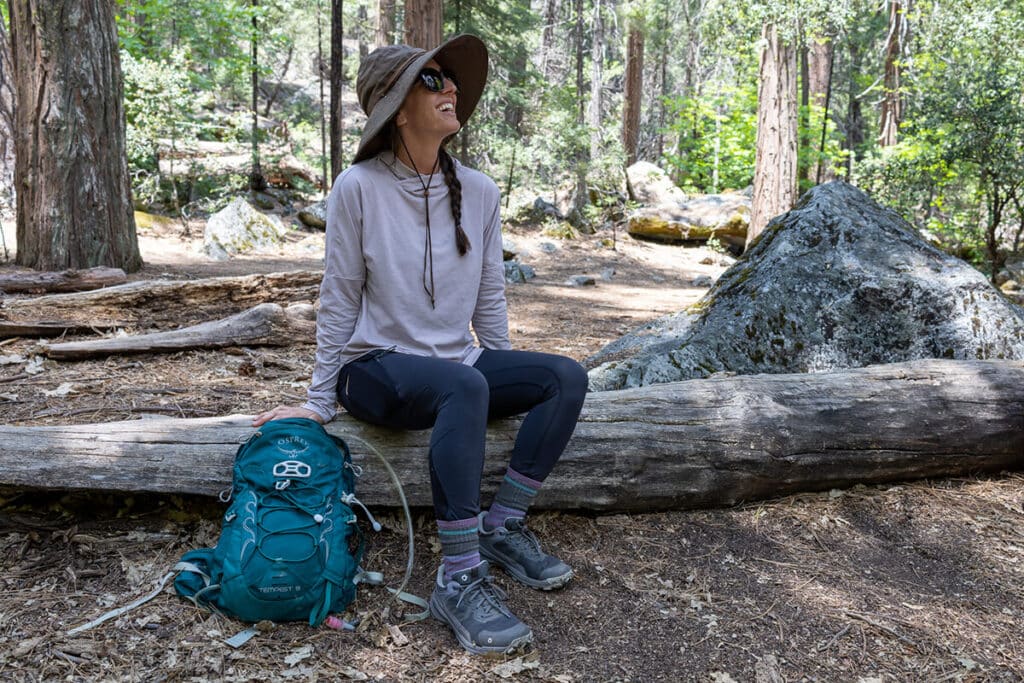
left=2, top=359, right=1021, bottom=510
left=0, top=270, right=322, bottom=332
left=0, top=267, right=127, bottom=294
left=43, top=303, right=315, bottom=360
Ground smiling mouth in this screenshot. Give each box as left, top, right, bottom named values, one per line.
left=437, top=102, right=456, bottom=114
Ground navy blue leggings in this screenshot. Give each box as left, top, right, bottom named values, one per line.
left=337, top=349, right=588, bottom=520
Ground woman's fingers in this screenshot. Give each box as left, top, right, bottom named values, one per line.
left=251, top=405, right=322, bottom=427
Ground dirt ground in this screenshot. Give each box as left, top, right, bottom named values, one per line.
left=1, top=214, right=1023, bottom=682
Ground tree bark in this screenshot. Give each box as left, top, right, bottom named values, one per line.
left=808, top=36, right=834, bottom=183
left=0, top=270, right=323, bottom=333
left=2, top=360, right=1020, bottom=511
left=0, top=266, right=126, bottom=294
left=0, top=12, right=15, bottom=219
left=622, top=26, right=645, bottom=166
left=10, top=0, right=141, bottom=272
left=748, top=22, right=798, bottom=247
left=588, top=0, right=604, bottom=162
left=403, top=0, right=441, bottom=50
left=538, top=0, right=560, bottom=80
left=878, top=0, right=905, bottom=147
left=330, top=0, right=345, bottom=179
left=376, top=0, right=395, bottom=47
left=43, top=303, right=315, bottom=360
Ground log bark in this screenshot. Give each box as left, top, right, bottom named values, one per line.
left=0, top=270, right=322, bottom=333
left=1, top=360, right=1021, bottom=511
left=0, top=267, right=127, bottom=294
left=43, top=303, right=315, bottom=360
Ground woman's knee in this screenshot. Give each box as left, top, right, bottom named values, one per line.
left=441, top=364, right=490, bottom=408
left=550, top=355, right=589, bottom=401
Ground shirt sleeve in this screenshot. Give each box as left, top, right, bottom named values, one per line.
left=471, top=189, right=512, bottom=351
left=302, top=175, right=366, bottom=422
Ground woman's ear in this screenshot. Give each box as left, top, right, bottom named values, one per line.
left=395, top=109, right=408, bottom=128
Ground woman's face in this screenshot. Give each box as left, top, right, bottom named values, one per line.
left=395, top=59, right=461, bottom=143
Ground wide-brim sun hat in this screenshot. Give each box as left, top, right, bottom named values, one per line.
left=353, top=34, right=489, bottom=164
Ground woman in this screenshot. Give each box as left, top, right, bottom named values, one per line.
left=253, top=34, right=587, bottom=655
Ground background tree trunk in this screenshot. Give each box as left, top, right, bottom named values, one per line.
left=588, top=0, right=604, bottom=162
left=622, top=25, right=644, bottom=166
left=808, top=36, right=834, bottom=183
left=748, top=22, right=798, bottom=246
left=570, top=0, right=587, bottom=222
left=330, top=0, right=344, bottom=179
left=0, top=12, right=14, bottom=224
left=878, top=0, right=905, bottom=147
left=539, top=0, right=561, bottom=80
left=10, top=0, right=141, bottom=272
left=404, top=0, right=441, bottom=49
left=376, top=0, right=395, bottom=47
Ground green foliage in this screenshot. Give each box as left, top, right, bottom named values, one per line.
left=663, top=85, right=758, bottom=193
left=122, top=50, right=195, bottom=171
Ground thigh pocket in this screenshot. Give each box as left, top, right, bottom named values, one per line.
left=338, top=356, right=402, bottom=423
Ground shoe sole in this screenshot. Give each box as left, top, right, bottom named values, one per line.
left=428, top=593, right=533, bottom=656
left=479, top=545, right=574, bottom=591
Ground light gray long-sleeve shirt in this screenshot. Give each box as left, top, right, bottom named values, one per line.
left=302, top=151, right=511, bottom=422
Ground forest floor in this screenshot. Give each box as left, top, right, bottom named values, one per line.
left=1, top=213, right=1023, bottom=682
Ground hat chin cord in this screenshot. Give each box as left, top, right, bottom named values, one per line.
left=397, top=132, right=438, bottom=309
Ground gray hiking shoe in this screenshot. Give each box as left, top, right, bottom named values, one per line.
left=428, top=560, right=533, bottom=655
left=478, top=513, right=574, bottom=590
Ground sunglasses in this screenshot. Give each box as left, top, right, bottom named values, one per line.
left=417, top=67, right=459, bottom=93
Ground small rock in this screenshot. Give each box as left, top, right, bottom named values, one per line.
left=297, top=199, right=327, bottom=230
left=566, top=275, right=596, bottom=287
left=502, top=237, right=518, bottom=261
left=692, top=275, right=714, bottom=287
left=700, top=256, right=716, bottom=265
left=251, top=192, right=276, bottom=210
left=539, top=242, right=558, bottom=254
left=601, top=268, right=616, bottom=281
left=533, top=197, right=562, bottom=218
left=504, top=262, right=536, bottom=284
left=1000, top=279, right=1021, bottom=292
left=203, top=197, right=288, bottom=260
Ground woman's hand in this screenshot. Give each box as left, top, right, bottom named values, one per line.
left=252, top=405, right=324, bottom=427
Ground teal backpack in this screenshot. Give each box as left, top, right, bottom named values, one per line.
left=174, top=418, right=367, bottom=626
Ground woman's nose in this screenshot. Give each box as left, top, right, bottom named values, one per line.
left=442, top=77, right=458, bottom=94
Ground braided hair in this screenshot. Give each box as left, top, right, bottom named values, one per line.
left=439, top=148, right=470, bottom=256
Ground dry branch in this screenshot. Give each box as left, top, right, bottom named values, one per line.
left=2, top=359, right=1021, bottom=510
left=0, top=270, right=322, bottom=331
left=0, top=267, right=126, bottom=294
left=43, top=303, right=315, bottom=360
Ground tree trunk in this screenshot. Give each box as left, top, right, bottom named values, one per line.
left=376, top=0, right=395, bottom=47
left=622, top=26, right=645, bottom=166
left=570, top=0, right=587, bottom=223
left=808, top=37, right=834, bottom=183
left=1, top=360, right=1020, bottom=510
left=588, top=0, right=604, bottom=162
left=43, top=303, right=315, bottom=360
left=10, top=0, right=141, bottom=272
left=539, top=0, right=560, bottom=80
left=403, top=0, right=441, bottom=49
left=0, top=12, right=15, bottom=222
left=330, top=0, right=345, bottom=179
left=0, top=266, right=126, bottom=294
left=843, top=40, right=866, bottom=179
left=357, top=3, right=369, bottom=61
left=878, top=0, right=905, bottom=147
left=0, top=270, right=323, bottom=333
left=748, top=22, right=798, bottom=247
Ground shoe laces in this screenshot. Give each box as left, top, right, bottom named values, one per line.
left=455, top=574, right=512, bottom=619
left=504, top=522, right=545, bottom=560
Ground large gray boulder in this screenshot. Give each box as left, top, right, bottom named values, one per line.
left=203, top=198, right=288, bottom=260
left=588, top=181, right=1024, bottom=391
left=626, top=161, right=687, bottom=206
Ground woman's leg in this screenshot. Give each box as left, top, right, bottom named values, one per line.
left=471, top=349, right=587, bottom=588
left=339, top=350, right=532, bottom=653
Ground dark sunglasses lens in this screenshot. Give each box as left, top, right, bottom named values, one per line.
left=419, top=68, right=458, bottom=92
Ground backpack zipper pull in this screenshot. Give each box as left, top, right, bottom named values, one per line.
left=342, top=493, right=382, bottom=532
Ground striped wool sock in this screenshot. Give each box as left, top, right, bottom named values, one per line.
left=483, top=468, right=542, bottom=531
left=437, top=517, right=481, bottom=582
